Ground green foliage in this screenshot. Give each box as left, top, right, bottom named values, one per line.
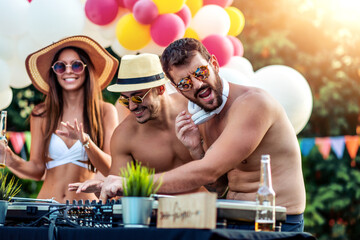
left=120, top=161, right=162, bottom=197
left=0, top=171, right=21, bottom=201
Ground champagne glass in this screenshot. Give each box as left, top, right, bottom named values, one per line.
left=0, top=111, right=7, bottom=169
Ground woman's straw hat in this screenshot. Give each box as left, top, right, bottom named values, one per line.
left=26, top=35, right=119, bottom=94
left=107, top=53, right=168, bottom=92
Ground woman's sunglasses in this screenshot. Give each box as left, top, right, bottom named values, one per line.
left=176, top=65, right=210, bottom=91
left=118, top=88, right=152, bottom=107
left=52, top=60, right=87, bottom=75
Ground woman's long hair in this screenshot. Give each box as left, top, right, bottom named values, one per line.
left=33, top=47, right=104, bottom=172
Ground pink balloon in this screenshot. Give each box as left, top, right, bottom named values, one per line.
left=202, top=34, right=234, bottom=67
left=123, top=0, right=139, bottom=11
left=85, top=0, right=119, bottom=26
left=133, top=0, right=158, bottom=25
left=203, top=0, right=233, bottom=8
left=116, top=0, right=125, bottom=8
left=175, top=5, right=191, bottom=28
left=151, top=14, right=185, bottom=47
left=227, top=36, right=244, bottom=57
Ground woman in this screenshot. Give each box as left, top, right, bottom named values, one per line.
left=4, top=35, right=119, bottom=203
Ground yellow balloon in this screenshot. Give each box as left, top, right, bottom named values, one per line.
left=186, top=0, right=203, bottom=17
left=183, top=27, right=199, bottom=39
left=153, top=0, right=186, bottom=14
left=115, top=14, right=151, bottom=50
left=225, top=7, right=245, bottom=36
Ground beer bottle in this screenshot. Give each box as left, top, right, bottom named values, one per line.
left=0, top=111, right=8, bottom=168
left=255, top=154, right=276, bottom=231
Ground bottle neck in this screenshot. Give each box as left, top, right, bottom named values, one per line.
left=0, top=112, right=7, bottom=138
left=260, top=160, right=273, bottom=189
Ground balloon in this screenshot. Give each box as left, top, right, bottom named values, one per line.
left=152, top=0, right=186, bottom=14
left=183, top=27, right=199, bottom=39
left=138, top=39, right=165, bottom=56
left=190, top=5, right=230, bottom=39
left=150, top=14, right=185, bottom=47
left=225, top=6, right=245, bottom=36
left=0, top=35, right=16, bottom=60
left=85, top=0, right=119, bottom=26
left=253, top=65, right=313, bottom=134
left=223, top=56, right=254, bottom=79
left=116, top=0, right=126, bottom=8
left=0, top=0, right=29, bottom=38
left=185, top=0, right=202, bottom=17
left=227, top=36, right=244, bottom=56
left=16, top=35, right=42, bottom=64
left=111, top=39, right=137, bottom=57
left=9, top=55, right=32, bottom=89
left=82, top=18, right=113, bottom=47
left=175, top=5, right=192, bottom=27
left=133, top=0, right=159, bottom=25
left=203, top=0, right=233, bottom=8
left=202, top=34, right=234, bottom=67
left=0, top=87, right=13, bottom=111
left=219, top=67, right=253, bottom=86
left=0, top=59, right=11, bottom=90
left=28, top=0, right=85, bottom=46
left=115, top=14, right=151, bottom=50
left=123, top=0, right=139, bottom=11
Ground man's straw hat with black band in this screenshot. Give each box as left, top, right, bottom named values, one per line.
left=107, top=53, right=168, bottom=92
left=26, top=35, right=119, bottom=95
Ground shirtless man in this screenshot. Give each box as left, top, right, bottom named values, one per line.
left=69, top=53, right=204, bottom=194
left=99, top=39, right=306, bottom=232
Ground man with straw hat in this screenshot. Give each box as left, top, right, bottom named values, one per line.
left=69, top=53, right=207, bottom=195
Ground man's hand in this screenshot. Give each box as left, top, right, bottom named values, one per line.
left=175, top=111, right=204, bottom=159
left=99, top=175, right=124, bottom=202
left=68, top=179, right=103, bottom=194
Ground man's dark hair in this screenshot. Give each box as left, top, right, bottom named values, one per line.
left=161, top=38, right=211, bottom=82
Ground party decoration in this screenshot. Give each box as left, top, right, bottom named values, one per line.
left=253, top=65, right=313, bottom=134
left=225, top=6, right=245, bottom=36
left=227, top=36, right=244, bottom=56
left=9, top=55, right=32, bottom=89
left=223, top=56, right=254, bottom=79
left=115, top=14, right=151, bottom=50
left=116, top=0, right=126, bottom=8
left=82, top=18, right=113, bottom=48
left=202, top=34, right=234, bottom=67
left=190, top=5, right=230, bottom=39
left=152, top=0, right=185, bottom=14
left=0, top=0, right=29, bottom=38
left=0, top=35, right=16, bottom=60
left=123, top=0, right=139, bottom=11
left=175, top=5, right=192, bottom=27
left=185, top=0, right=203, bottom=16
left=139, top=40, right=165, bottom=56
left=133, top=0, right=159, bottom=24
left=219, top=68, right=253, bottom=86
left=111, top=39, right=137, bottom=57
left=203, top=0, right=233, bottom=8
left=85, top=0, right=119, bottom=26
left=0, top=59, right=11, bottom=90
left=183, top=28, right=199, bottom=39
left=150, top=14, right=185, bottom=47
left=0, top=87, right=13, bottom=110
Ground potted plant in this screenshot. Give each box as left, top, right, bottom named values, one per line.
left=120, top=161, right=162, bottom=228
left=0, top=172, right=21, bottom=226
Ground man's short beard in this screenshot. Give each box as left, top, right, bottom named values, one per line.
left=195, top=73, right=223, bottom=112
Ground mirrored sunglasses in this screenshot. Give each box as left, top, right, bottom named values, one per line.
left=52, top=60, right=87, bottom=75
left=176, top=65, right=210, bottom=91
left=118, top=88, right=152, bottom=107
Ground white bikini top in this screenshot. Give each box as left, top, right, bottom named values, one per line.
left=46, top=133, right=88, bottom=169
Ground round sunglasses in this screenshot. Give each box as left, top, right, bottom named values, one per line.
left=176, top=65, right=210, bottom=91
left=52, top=60, right=87, bottom=75
left=118, top=88, right=152, bottom=107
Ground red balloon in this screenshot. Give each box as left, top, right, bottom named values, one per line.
left=133, top=0, right=158, bottom=25
left=202, top=34, right=234, bottom=67
left=85, top=0, right=119, bottom=26
left=116, top=0, right=125, bottom=8
left=203, top=0, right=233, bottom=8
left=151, top=14, right=185, bottom=47
left=227, top=36, right=244, bottom=56
left=175, top=5, right=191, bottom=28
left=123, top=0, right=139, bottom=11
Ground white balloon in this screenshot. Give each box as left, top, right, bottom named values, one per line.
left=190, top=5, right=230, bottom=39
left=9, top=55, right=32, bottom=89
left=219, top=67, right=253, bottom=86
left=16, top=35, right=42, bottom=63
left=0, top=35, right=16, bottom=60
left=0, top=86, right=13, bottom=110
left=0, top=58, right=11, bottom=89
left=0, top=0, right=29, bottom=38
left=111, top=40, right=137, bottom=57
left=253, top=65, right=313, bottom=134
left=82, top=18, right=113, bottom=48
left=138, top=39, right=165, bottom=56
left=28, top=0, right=85, bottom=46
left=223, top=56, right=254, bottom=80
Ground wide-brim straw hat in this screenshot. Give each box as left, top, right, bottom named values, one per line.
left=107, top=53, right=168, bottom=92
left=26, top=35, right=119, bottom=94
